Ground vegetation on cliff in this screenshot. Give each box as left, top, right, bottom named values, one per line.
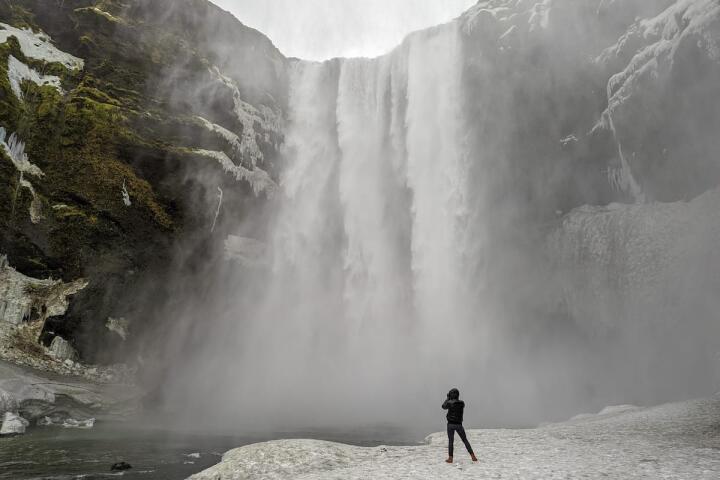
left=0, top=0, right=287, bottom=363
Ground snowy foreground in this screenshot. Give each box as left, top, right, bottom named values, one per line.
left=189, top=397, right=720, bottom=479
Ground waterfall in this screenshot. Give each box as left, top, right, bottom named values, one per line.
left=208, top=22, right=481, bottom=423
left=404, top=25, right=471, bottom=343
left=267, top=22, right=473, bottom=364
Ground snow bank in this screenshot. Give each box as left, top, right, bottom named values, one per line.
left=0, top=23, right=84, bottom=70
left=189, top=397, right=720, bottom=479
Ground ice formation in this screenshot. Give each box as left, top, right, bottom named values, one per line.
left=549, top=187, right=720, bottom=332
left=0, top=255, right=87, bottom=330
left=121, top=180, right=132, bottom=207
left=598, top=0, right=720, bottom=112
left=0, top=127, right=43, bottom=177
left=211, top=186, right=223, bottom=233
left=0, top=411, right=29, bottom=435
left=196, top=104, right=281, bottom=196
left=195, top=149, right=277, bottom=197
left=106, top=317, right=130, bottom=341
left=197, top=117, right=244, bottom=161
left=0, top=128, right=44, bottom=223
left=207, top=67, right=282, bottom=167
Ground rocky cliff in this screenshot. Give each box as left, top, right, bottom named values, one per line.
left=0, top=0, right=286, bottom=367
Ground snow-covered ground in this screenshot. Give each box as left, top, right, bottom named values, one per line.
left=189, top=397, right=720, bottom=479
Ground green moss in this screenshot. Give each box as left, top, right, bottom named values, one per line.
left=0, top=5, right=38, bottom=30
left=0, top=51, right=22, bottom=132
left=74, top=6, right=128, bottom=26
left=52, top=204, right=89, bottom=220
left=0, top=152, right=20, bottom=226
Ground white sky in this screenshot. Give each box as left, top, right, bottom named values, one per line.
left=209, top=0, right=477, bottom=60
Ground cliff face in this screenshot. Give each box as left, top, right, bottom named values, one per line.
left=458, top=0, right=720, bottom=402
left=0, top=0, right=287, bottom=364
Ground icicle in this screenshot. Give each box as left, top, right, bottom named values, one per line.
left=211, top=186, right=223, bottom=233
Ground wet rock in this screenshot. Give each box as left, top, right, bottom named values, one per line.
left=111, top=462, right=132, bottom=471
left=0, top=388, right=17, bottom=413
left=49, top=336, right=77, bottom=361
left=0, top=411, right=29, bottom=435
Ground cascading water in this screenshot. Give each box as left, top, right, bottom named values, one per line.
left=203, top=22, right=487, bottom=428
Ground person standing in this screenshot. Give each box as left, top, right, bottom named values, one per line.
left=442, top=388, right=478, bottom=463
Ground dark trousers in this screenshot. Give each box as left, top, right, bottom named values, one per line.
left=447, top=423, right=473, bottom=456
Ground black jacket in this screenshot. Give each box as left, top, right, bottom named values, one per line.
left=442, top=398, right=465, bottom=424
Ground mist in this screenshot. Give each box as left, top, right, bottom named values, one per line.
left=137, top=0, right=720, bottom=438
left=208, top=0, right=477, bottom=59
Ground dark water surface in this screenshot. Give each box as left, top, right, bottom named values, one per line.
left=0, top=422, right=419, bottom=479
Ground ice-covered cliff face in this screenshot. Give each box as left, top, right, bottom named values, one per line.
left=157, top=0, right=720, bottom=428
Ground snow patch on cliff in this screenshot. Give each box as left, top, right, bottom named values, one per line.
left=0, top=128, right=44, bottom=222
left=121, top=180, right=131, bottom=207
left=18, top=176, right=42, bottom=223
left=208, top=67, right=282, bottom=167
left=463, top=0, right=556, bottom=34
left=599, top=0, right=720, bottom=114
left=6, top=55, right=63, bottom=100
left=197, top=116, right=244, bottom=160
left=0, top=23, right=84, bottom=70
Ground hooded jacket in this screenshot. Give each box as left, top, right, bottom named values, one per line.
left=442, top=388, right=465, bottom=424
